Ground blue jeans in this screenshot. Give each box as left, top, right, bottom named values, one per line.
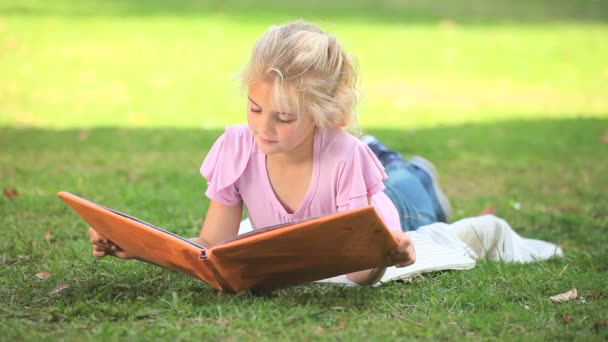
left=380, top=160, right=437, bottom=231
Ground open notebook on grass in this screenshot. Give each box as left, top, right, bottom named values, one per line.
left=58, top=191, right=399, bottom=293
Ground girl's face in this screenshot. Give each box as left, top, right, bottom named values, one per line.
left=247, top=81, right=316, bottom=158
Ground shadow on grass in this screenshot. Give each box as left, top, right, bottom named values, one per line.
left=1, top=0, right=607, bottom=24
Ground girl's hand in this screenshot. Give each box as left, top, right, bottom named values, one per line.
left=88, top=227, right=130, bottom=259
left=387, top=230, right=416, bottom=267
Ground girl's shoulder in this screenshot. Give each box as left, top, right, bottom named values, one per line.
left=319, top=128, right=367, bottom=158
left=200, top=125, right=256, bottom=184
left=209, top=124, right=258, bottom=155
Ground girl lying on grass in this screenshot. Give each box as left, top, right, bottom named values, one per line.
left=89, top=19, right=456, bottom=285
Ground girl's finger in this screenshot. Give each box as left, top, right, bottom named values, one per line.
left=92, top=250, right=106, bottom=258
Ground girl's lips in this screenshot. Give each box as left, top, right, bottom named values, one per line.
left=259, top=136, right=277, bottom=144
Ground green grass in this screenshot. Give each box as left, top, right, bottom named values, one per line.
left=1, top=0, right=607, bottom=340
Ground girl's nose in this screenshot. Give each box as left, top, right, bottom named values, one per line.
left=260, top=112, right=274, bottom=133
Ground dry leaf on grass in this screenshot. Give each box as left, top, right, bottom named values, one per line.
left=35, top=272, right=51, bottom=280
left=78, top=130, right=89, bottom=141
left=50, top=284, right=70, bottom=295
left=558, top=243, right=580, bottom=252
left=594, top=320, right=608, bottom=332
left=550, top=288, right=578, bottom=302
left=555, top=204, right=578, bottom=212
left=601, top=132, right=608, bottom=144
left=336, top=317, right=345, bottom=331
left=3, top=188, right=18, bottom=200
left=478, top=204, right=496, bottom=216
left=588, top=290, right=603, bottom=299
left=563, top=316, right=573, bottom=324
left=45, top=230, right=52, bottom=246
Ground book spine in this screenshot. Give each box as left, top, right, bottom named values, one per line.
left=200, top=250, right=235, bottom=293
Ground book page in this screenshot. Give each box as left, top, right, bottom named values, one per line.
left=316, top=231, right=476, bottom=286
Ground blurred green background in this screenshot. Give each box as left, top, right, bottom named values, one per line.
left=1, top=0, right=607, bottom=129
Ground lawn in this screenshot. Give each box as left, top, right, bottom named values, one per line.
left=1, top=0, right=607, bottom=340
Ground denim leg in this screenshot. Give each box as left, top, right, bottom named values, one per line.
left=382, top=161, right=437, bottom=231
left=366, top=141, right=405, bottom=166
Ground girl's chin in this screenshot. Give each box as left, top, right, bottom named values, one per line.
left=255, top=141, right=280, bottom=154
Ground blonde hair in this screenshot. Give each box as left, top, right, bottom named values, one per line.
left=242, top=20, right=359, bottom=130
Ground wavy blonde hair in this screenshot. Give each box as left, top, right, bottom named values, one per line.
left=242, top=20, right=359, bottom=130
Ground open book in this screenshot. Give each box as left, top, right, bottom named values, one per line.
left=235, top=218, right=477, bottom=287
left=58, top=191, right=398, bottom=293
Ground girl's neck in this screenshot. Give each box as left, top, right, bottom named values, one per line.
left=266, top=128, right=316, bottom=167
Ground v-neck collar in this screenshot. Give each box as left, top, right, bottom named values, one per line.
left=262, top=128, right=321, bottom=217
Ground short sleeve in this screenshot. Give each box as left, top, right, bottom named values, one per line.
left=200, top=125, right=254, bottom=205
left=335, top=143, right=387, bottom=211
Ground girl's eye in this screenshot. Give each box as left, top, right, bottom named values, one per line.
left=276, top=117, right=294, bottom=124
left=250, top=108, right=262, bottom=113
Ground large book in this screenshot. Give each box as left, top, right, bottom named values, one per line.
left=58, top=191, right=398, bottom=293
left=235, top=218, right=477, bottom=287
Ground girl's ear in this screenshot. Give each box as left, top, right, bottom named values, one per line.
left=333, top=113, right=346, bottom=127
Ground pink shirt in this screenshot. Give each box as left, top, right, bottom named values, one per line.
left=200, top=125, right=401, bottom=231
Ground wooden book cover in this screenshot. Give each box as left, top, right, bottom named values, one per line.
left=58, top=191, right=398, bottom=293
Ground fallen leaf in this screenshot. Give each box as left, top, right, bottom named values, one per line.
left=601, top=132, right=608, bottom=144
left=550, top=288, right=578, bottom=302
left=478, top=204, right=496, bottom=216
left=594, top=320, right=608, bottom=332
left=78, top=130, right=89, bottom=141
left=558, top=243, right=580, bottom=252
left=3, top=188, right=18, bottom=199
left=50, top=284, right=70, bottom=295
left=337, top=317, right=345, bottom=331
left=563, top=316, right=573, bottom=324
left=45, top=230, right=52, bottom=246
left=556, top=204, right=577, bottom=212
left=588, top=290, right=603, bottom=299
left=35, top=272, right=51, bottom=280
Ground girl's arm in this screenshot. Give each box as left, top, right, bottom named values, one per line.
left=347, top=266, right=387, bottom=285
left=189, top=199, right=243, bottom=248
left=346, top=229, right=416, bottom=285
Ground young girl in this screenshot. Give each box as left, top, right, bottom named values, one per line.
left=89, top=19, right=452, bottom=285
